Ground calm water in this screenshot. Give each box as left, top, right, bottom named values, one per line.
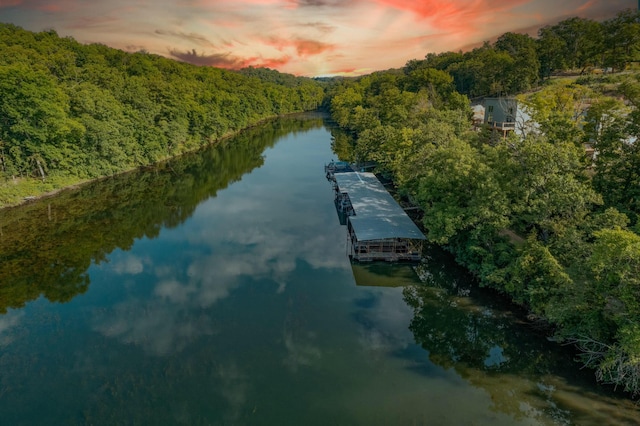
left=0, top=113, right=638, bottom=425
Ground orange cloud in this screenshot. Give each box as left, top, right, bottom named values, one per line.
left=265, top=36, right=336, bottom=57
left=294, top=38, right=335, bottom=56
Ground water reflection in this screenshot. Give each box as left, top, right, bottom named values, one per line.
left=404, top=250, right=640, bottom=425
left=0, top=309, right=23, bottom=347
left=0, top=115, right=324, bottom=314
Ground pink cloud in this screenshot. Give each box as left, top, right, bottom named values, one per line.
left=372, top=0, right=533, bottom=35
left=374, top=0, right=531, bottom=20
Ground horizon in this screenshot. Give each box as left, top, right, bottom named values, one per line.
left=0, top=0, right=636, bottom=77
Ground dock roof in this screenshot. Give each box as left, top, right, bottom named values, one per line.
left=334, top=172, right=426, bottom=242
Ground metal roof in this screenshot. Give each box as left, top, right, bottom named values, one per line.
left=333, top=172, right=426, bottom=242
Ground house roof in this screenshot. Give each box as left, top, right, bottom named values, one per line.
left=333, top=172, right=426, bottom=242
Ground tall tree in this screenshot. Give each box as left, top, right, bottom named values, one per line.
left=602, top=9, right=640, bottom=71
left=494, top=32, right=539, bottom=92
left=547, top=17, right=605, bottom=72
left=537, top=26, right=566, bottom=79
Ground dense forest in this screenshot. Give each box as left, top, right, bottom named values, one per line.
left=328, top=10, right=640, bottom=397
left=0, top=24, right=324, bottom=206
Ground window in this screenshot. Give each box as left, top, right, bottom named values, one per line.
left=488, top=105, right=494, bottom=112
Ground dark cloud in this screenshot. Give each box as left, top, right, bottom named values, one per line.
left=303, top=21, right=336, bottom=34
left=125, top=44, right=149, bottom=52
left=169, top=48, right=247, bottom=67
left=288, top=0, right=358, bottom=7
left=169, top=48, right=291, bottom=70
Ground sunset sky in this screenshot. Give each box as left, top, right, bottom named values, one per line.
left=0, top=0, right=636, bottom=76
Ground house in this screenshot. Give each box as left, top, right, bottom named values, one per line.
left=483, top=97, right=517, bottom=137
left=483, top=97, right=536, bottom=138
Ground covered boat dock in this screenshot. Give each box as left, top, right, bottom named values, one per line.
left=332, top=171, right=426, bottom=262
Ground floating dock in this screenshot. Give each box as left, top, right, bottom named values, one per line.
left=327, top=169, right=426, bottom=262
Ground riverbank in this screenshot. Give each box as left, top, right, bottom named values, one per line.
left=0, top=112, right=313, bottom=211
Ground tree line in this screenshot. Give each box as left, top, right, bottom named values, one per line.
left=0, top=24, right=324, bottom=205
left=404, top=9, right=640, bottom=98
left=328, top=9, right=640, bottom=397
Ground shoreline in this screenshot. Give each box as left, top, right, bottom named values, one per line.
left=0, top=111, right=316, bottom=212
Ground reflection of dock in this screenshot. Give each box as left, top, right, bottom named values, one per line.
left=351, top=262, right=422, bottom=287
left=326, top=168, right=426, bottom=262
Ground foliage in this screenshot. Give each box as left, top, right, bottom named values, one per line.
left=327, top=9, right=640, bottom=397
left=404, top=10, right=640, bottom=97
left=519, top=84, right=593, bottom=146
left=0, top=24, right=324, bottom=206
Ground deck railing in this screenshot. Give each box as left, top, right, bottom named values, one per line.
left=487, top=121, right=516, bottom=131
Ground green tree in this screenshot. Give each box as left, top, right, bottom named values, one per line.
left=0, top=63, right=84, bottom=179
left=591, top=80, right=640, bottom=223
left=520, top=83, right=594, bottom=146
left=494, top=32, right=539, bottom=92
left=330, top=84, right=364, bottom=129
left=552, top=17, right=604, bottom=72
left=537, top=26, right=566, bottom=79
left=415, top=138, right=509, bottom=245
left=602, top=9, right=640, bottom=71
left=549, top=229, right=640, bottom=396
left=505, top=136, right=601, bottom=237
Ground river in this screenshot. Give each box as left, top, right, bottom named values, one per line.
left=0, top=112, right=637, bottom=425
